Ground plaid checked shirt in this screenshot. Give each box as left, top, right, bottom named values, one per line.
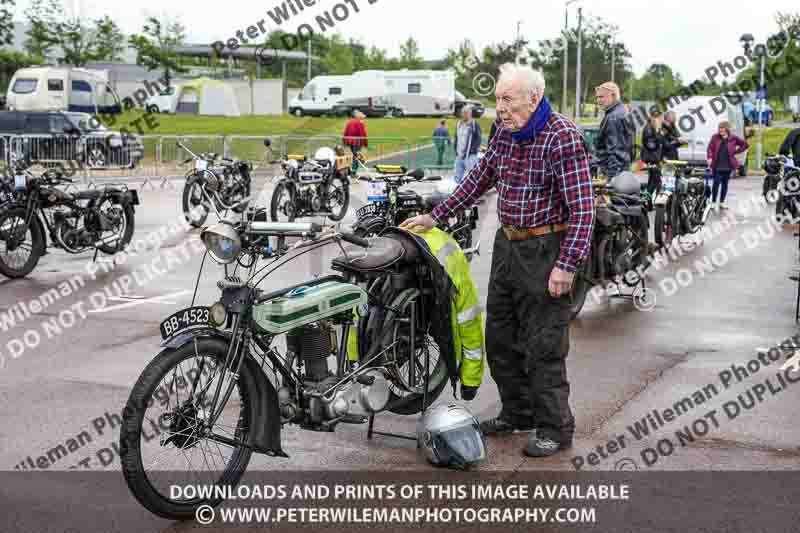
left=431, top=111, right=594, bottom=273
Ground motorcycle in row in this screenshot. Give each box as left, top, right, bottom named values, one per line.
left=269, top=142, right=351, bottom=223
left=569, top=171, right=653, bottom=319
left=653, top=160, right=711, bottom=248
left=763, top=154, right=800, bottom=220
left=181, top=141, right=254, bottom=228
left=0, top=160, right=139, bottom=278
left=120, top=209, right=453, bottom=519
left=353, top=165, right=480, bottom=261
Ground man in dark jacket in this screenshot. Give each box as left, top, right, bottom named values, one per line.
left=661, top=111, right=685, bottom=161
left=594, top=82, right=633, bottom=177
left=780, top=128, right=800, bottom=167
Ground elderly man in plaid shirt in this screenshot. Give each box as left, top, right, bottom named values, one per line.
left=402, top=63, right=594, bottom=457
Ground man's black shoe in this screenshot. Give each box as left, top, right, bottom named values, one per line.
left=523, top=434, right=572, bottom=457
left=480, top=417, right=534, bottom=436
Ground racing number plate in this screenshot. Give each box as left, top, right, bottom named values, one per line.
left=366, top=181, right=388, bottom=202
left=159, top=306, right=210, bottom=339
left=662, top=176, right=676, bottom=192
left=195, top=159, right=208, bottom=171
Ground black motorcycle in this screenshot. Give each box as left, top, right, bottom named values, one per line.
left=0, top=162, right=138, bottom=278
left=180, top=141, right=253, bottom=228
left=269, top=141, right=350, bottom=223
left=353, top=166, right=480, bottom=260
left=763, top=154, right=800, bottom=221
left=570, top=177, right=652, bottom=319
left=120, top=213, right=457, bottom=519
left=653, top=161, right=710, bottom=248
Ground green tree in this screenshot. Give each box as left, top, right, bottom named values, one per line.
left=94, top=15, right=124, bottom=61
left=399, top=36, right=422, bottom=69
left=0, top=49, right=42, bottom=91
left=0, top=0, right=14, bottom=46
left=324, top=35, right=354, bottom=74
left=23, top=0, right=63, bottom=59
left=57, top=17, right=96, bottom=66
left=128, top=16, right=187, bottom=84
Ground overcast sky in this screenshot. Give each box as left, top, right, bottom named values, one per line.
left=10, top=0, right=800, bottom=84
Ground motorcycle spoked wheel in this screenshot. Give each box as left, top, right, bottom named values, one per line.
left=270, top=182, right=297, bottom=222
left=120, top=338, right=255, bottom=521
left=325, top=176, right=350, bottom=221
left=373, top=287, right=448, bottom=415
left=569, top=250, right=594, bottom=320
left=0, top=207, right=43, bottom=278
left=95, top=198, right=135, bottom=254
left=182, top=180, right=210, bottom=228
left=654, top=202, right=674, bottom=249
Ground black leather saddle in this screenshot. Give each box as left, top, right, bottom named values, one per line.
left=332, top=236, right=405, bottom=272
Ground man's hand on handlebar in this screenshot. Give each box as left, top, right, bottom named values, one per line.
left=400, top=214, right=436, bottom=233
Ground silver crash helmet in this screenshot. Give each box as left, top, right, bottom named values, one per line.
left=417, top=403, right=487, bottom=470
left=608, top=171, right=641, bottom=195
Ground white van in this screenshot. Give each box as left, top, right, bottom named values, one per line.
left=6, top=67, right=120, bottom=114
left=670, top=95, right=750, bottom=176
left=288, top=75, right=351, bottom=117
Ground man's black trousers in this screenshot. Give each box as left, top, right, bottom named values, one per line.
left=485, top=228, right=575, bottom=444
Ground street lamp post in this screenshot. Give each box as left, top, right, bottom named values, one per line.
left=575, top=6, right=583, bottom=121
left=562, top=0, right=577, bottom=115
left=741, top=33, right=766, bottom=171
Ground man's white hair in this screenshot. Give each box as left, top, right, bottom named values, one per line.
left=497, top=63, right=546, bottom=98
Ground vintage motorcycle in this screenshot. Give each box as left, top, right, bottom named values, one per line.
left=653, top=160, right=711, bottom=248
left=180, top=141, right=253, bottom=228
left=0, top=162, right=138, bottom=278
left=353, top=165, right=480, bottom=260
left=120, top=210, right=456, bottom=519
left=269, top=142, right=351, bottom=223
left=569, top=173, right=653, bottom=319
left=763, top=154, right=800, bottom=220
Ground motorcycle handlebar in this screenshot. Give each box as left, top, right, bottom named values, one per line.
left=340, top=232, right=369, bottom=247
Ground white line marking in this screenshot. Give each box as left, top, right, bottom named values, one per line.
left=89, top=290, right=192, bottom=313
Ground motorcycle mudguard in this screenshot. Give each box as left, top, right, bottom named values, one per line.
left=654, top=191, right=672, bottom=207
left=352, top=214, right=387, bottom=235
left=160, top=328, right=287, bottom=458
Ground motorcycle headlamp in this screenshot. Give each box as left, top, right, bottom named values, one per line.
left=200, top=221, right=241, bottom=264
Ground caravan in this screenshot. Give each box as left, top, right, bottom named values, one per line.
left=6, top=67, right=120, bottom=114
left=288, top=70, right=455, bottom=118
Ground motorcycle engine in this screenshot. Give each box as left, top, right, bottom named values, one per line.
left=278, top=323, right=391, bottom=425
left=54, top=211, right=91, bottom=253
left=612, top=229, right=633, bottom=276
left=298, top=187, right=322, bottom=213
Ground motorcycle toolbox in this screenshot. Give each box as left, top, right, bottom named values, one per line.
left=252, top=281, right=367, bottom=335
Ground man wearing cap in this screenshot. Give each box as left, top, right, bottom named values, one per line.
left=594, top=81, right=633, bottom=177
left=401, top=63, right=594, bottom=458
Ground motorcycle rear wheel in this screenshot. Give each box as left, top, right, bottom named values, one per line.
left=182, top=179, right=210, bottom=228
left=375, top=288, right=449, bottom=415
left=120, top=338, right=255, bottom=520
left=97, top=200, right=135, bottom=254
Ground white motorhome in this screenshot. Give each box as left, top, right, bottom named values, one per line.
left=6, top=67, right=120, bottom=114
left=670, top=95, right=751, bottom=176
left=288, top=70, right=455, bottom=118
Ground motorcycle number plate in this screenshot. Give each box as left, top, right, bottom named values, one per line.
left=662, top=176, right=676, bottom=192
left=366, top=181, right=388, bottom=202
left=159, top=306, right=210, bottom=339
left=195, top=160, right=208, bottom=171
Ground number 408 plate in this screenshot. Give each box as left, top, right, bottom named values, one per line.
left=159, top=306, right=210, bottom=339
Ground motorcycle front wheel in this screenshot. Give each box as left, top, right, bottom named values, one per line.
left=120, top=338, right=255, bottom=520
left=654, top=203, right=673, bottom=248
left=0, top=207, right=43, bottom=278
left=182, top=179, right=210, bottom=228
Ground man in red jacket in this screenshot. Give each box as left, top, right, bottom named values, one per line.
left=343, top=111, right=368, bottom=172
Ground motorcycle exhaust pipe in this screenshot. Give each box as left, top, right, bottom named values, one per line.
left=94, top=234, right=119, bottom=247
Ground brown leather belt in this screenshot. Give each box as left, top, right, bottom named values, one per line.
left=502, top=223, right=568, bottom=241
